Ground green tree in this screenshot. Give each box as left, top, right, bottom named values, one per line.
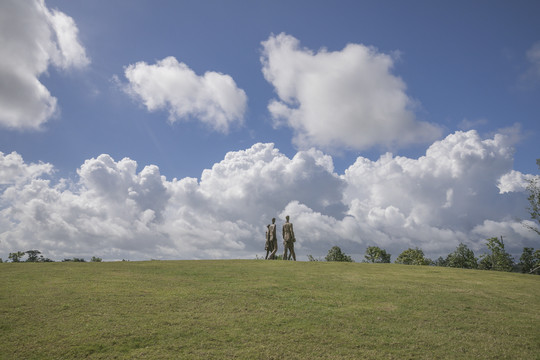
left=518, top=247, right=540, bottom=274
left=363, top=246, right=391, bottom=263
left=8, top=251, right=25, bottom=262
left=25, top=250, right=42, bottom=262
left=325, top=246, right=354, bottom=262
left=478, top=237, right=514, bottom=272
left=395, top=248, right=431, bottom=265
left=532, top=250, right=540, bottom=274
left=91, top=256, right=102, bottom=262
left=446, top=243, right=478, bottom=269
left=433, top=256, right=448, bottom=267
left=523, top=159, right=540, bottom=236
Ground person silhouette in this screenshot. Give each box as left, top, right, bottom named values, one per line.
left=266, top=218, right=277, bottom=259
left=282, top=215, right=296, bottom=261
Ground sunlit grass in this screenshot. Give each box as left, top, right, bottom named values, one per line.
left=1, top=260, right=539, bottom=359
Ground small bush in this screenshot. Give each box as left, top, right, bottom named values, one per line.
left=325, top=246, right=354, bottom=262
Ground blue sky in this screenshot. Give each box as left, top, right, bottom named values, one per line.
left=0, top=0, right=539, bottom=261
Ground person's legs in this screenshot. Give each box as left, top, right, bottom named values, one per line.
left=290, top=245, right=296, bottom=261
left=269, top=248, right=276, bottom=259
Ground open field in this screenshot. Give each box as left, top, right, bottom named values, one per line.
left=1, top=260, right=539, bottom=359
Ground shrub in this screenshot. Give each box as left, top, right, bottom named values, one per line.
left=395, top=248, right=431, bottom=265
left=363, top=246, right=391, bottom=263
left=325, top=246, right=354, bottom=262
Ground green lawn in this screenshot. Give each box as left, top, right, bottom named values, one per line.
left=1, top=260, right=539, bottom=359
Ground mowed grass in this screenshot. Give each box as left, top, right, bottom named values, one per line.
left=1, top=260, right=539, bottom=359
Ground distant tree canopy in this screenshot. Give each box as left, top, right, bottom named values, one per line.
left=446, top=243, right=478, bottom=269
left=478, top=237, right=514, bottom=272
left=363, top=246, right=391, bottom=263
left=519, top=247, right=540, bottom=274
left=433, top=256, right=448, bottom=267
left=395, top=248, right=431, bottom=266
left=325, top=246, right=354, bottom=262
left=8, top=251, right=25, bottom=263
left=7, top=250, right=53, bottom=262
left=25, top=250, right=49, bottom=262
left=2, top=250, right=102, bottom=263
left=25, top=250, right=41, bottom=262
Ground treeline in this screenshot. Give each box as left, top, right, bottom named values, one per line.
left=1, top=250, right=102, bottom=263
left=313, top=237, right=540, bottom=275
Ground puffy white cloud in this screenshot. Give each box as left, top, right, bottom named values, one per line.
left=497, top=170, right=538, bottom=194
left=47, top=7, right=90, bottom=70
left=0, top=151, right=54, bottom=185
left=161, top=143, right=346, bottom=259
left=195, top=144, right=345, bottom=220
left=472, top=219, right=538, bottom=246
left=0, top=145, right=344, bottom=260
left=122, top=56, right=247, bottom=133
left=0, top=130, right=536, bottom=262
left=260, top=33, right=442, bottom=151
left=0, top=0, right=89, bottom=130
left=341, top=130, right=531, bottom=257
left=0, top=153, right=172, bottom=260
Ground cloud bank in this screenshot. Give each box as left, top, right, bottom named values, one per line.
left=1, top=130, right=537, bottom=261
left=0, top=0, right=89, bottom=130
left=260, top=33, right=442, bottom=151
left=122, top=56, right=247, bottom=133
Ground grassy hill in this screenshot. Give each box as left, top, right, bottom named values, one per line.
left=1, top=260, right=539, bottom=359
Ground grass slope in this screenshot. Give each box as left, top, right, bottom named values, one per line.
left=1, top=260, right=539, bottom=359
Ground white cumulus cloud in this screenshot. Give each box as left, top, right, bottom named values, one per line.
left=0, top=0, right=89, bottom=130
left=260, top=33, right=442, bottom=151
left=497, top=170, right=538, bottom=194
left=0, top=153, right=172, bottom=260
left=341, top=130, right=532, bottom=257
left=0, top=130, right=536, bottom=262
left=122, top=56, right=247, bottom=133
left=0, top=151, right=54, bottom=185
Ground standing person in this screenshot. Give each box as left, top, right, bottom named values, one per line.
left=264, top=224, right=272, bottom=259
left=282, top=215, right=296, bottom=261
left=267, top=218, right=278, bottom=259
